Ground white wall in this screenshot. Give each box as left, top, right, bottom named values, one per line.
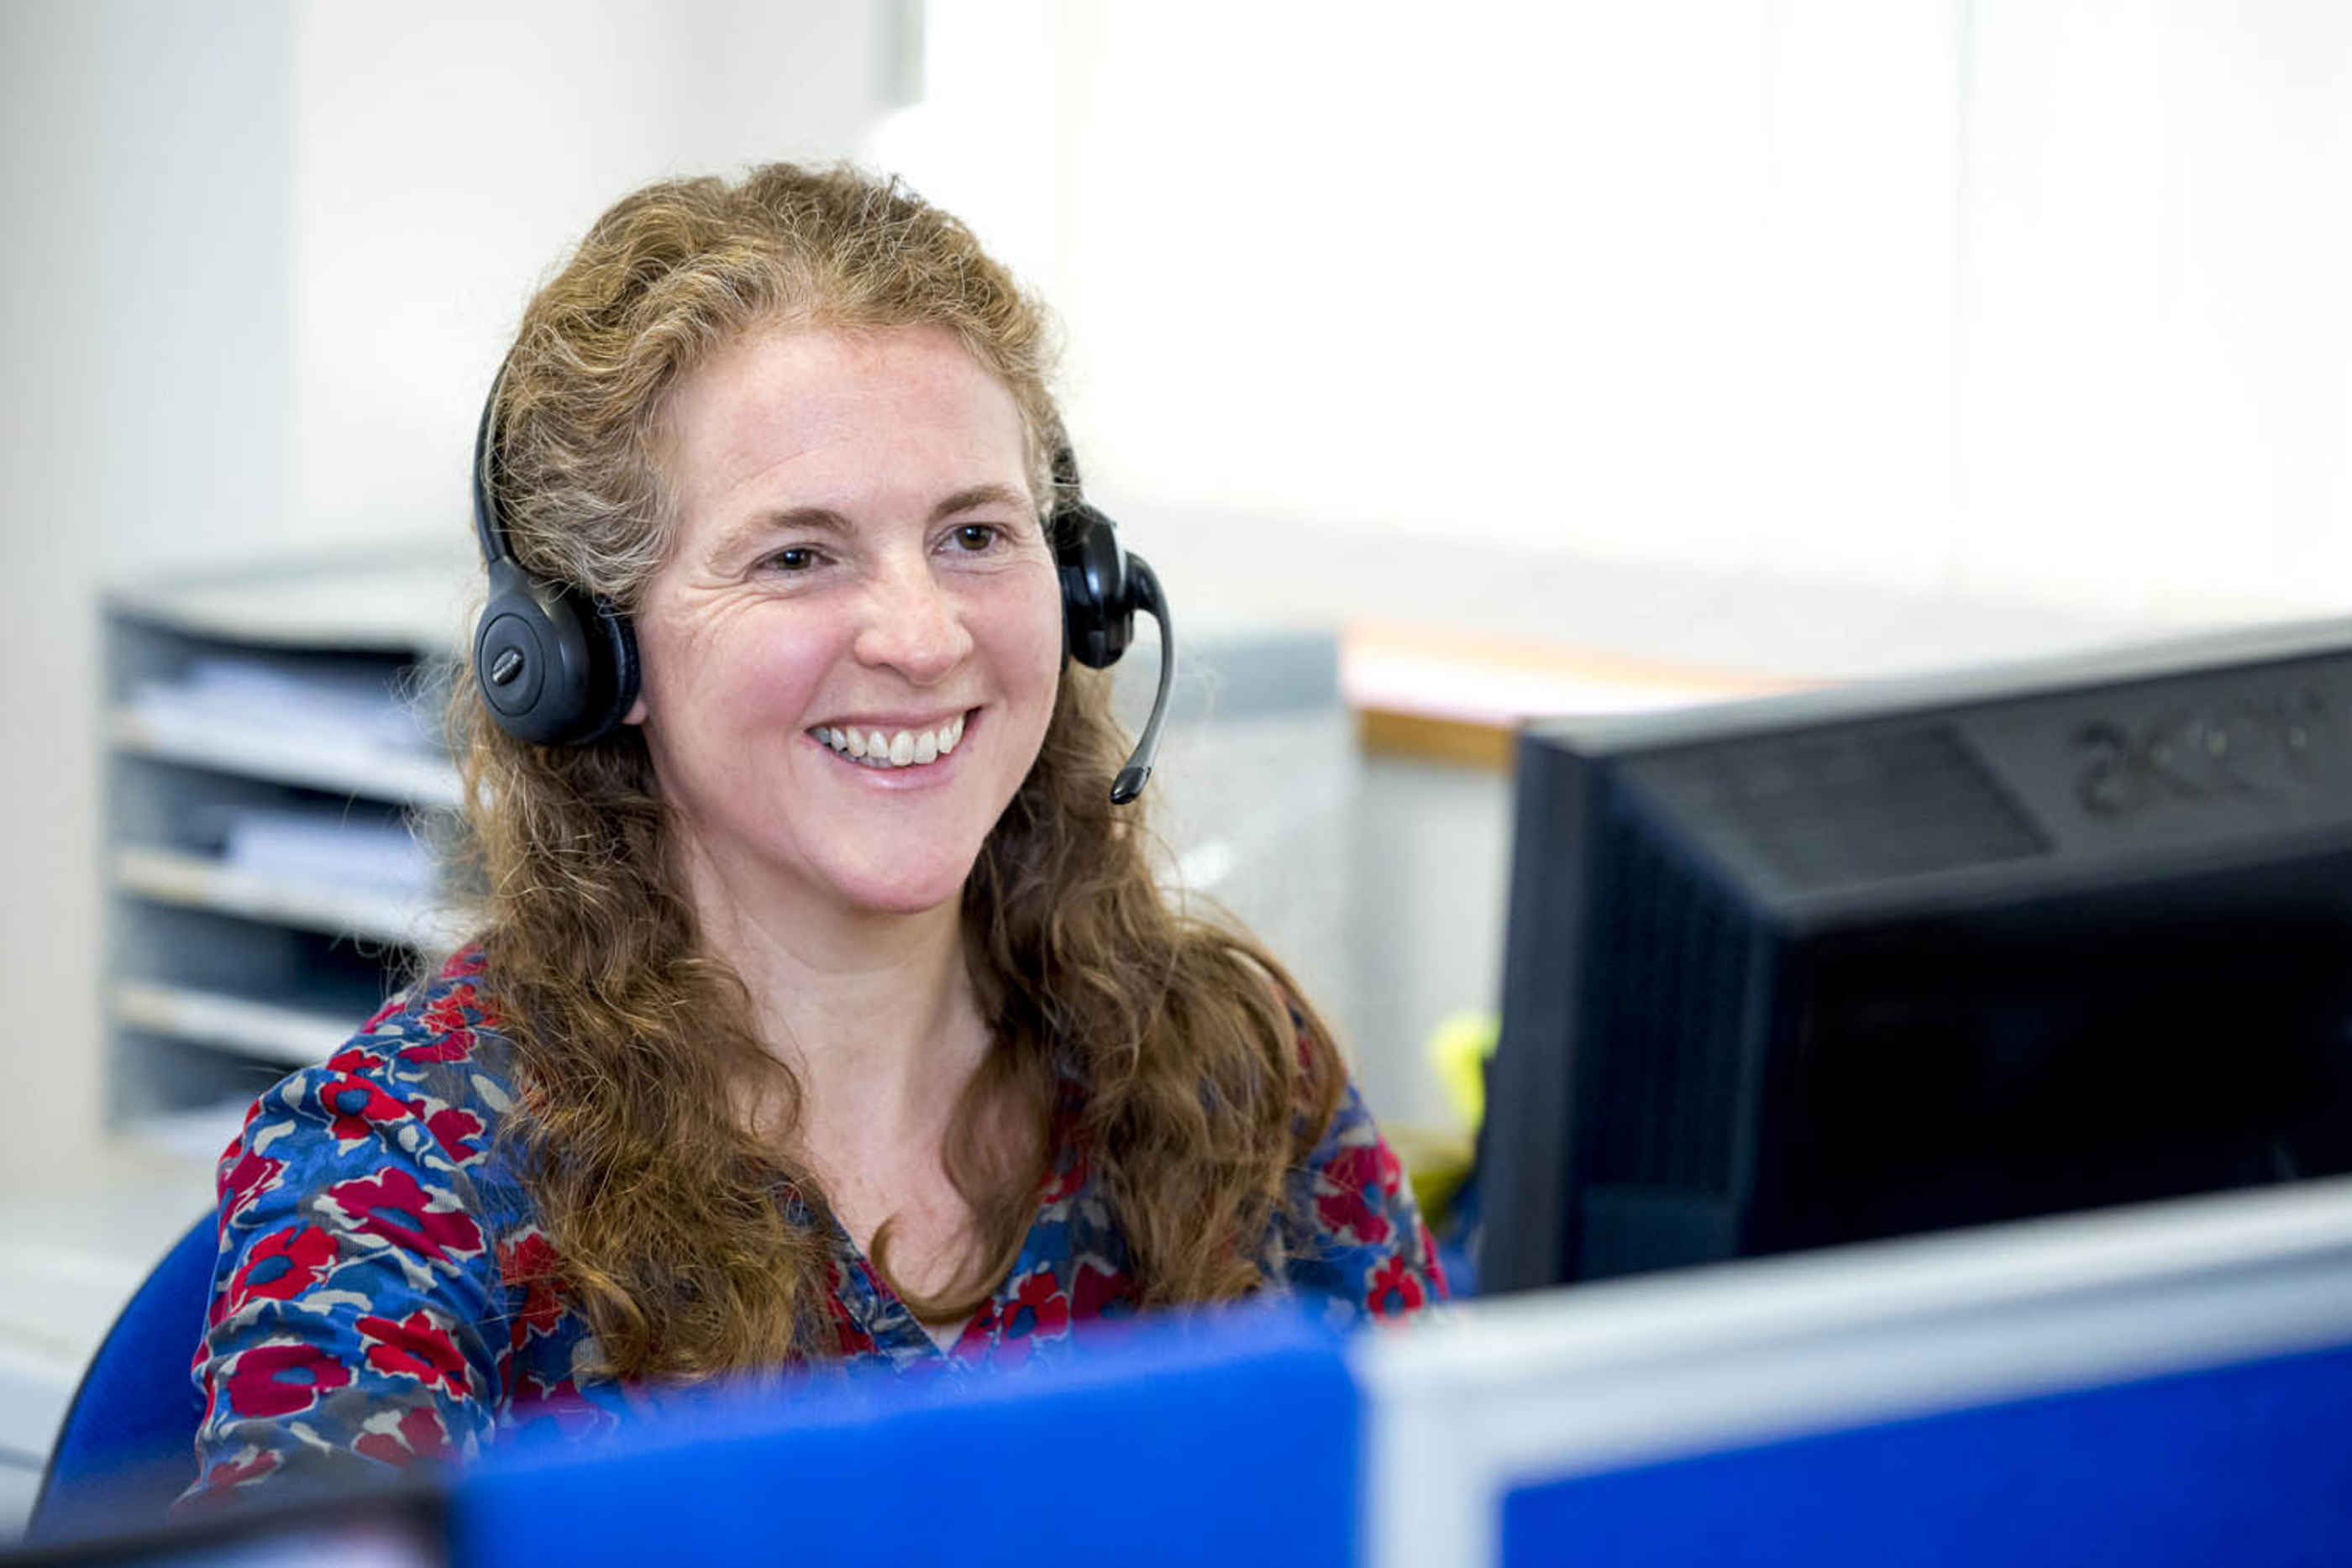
left=67, top=3, right=2341, bottom=655
left=0, top=0, right=289, bottom=1182
left=285, top=1, right=883, bottom=567
left=0, top=2, right=113, bottom=1186
left=81, top=0, right=884, bottom=578
left=30, top=0, right=887, bottom=586
left=87, top=0, right=295, bottom=584
left=1052, top=6, right=1959, bottom=595
left=877, top=2, right=2352, bottom=648
left=1958, top=0, right=2352, bottom=618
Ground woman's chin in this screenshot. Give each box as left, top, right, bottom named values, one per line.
left=848, top=887, right=963, bottom=920
left=826, top=857, right=979, bottom=920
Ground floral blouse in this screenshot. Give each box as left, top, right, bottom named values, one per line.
left=185, top=948, right=1446, bottom=1504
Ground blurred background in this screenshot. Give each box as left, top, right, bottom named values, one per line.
left=1, top=0, right=2348, bottom=1515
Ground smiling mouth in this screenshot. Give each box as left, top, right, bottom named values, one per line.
left=809, top=712, right=969, bottom=769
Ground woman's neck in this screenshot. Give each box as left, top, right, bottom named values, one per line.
left=679, top=843, right=989, bottom=1164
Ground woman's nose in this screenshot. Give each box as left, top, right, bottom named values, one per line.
left=852, top=559, right=974, bottom=681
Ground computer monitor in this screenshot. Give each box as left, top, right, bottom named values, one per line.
left=1477, top=618, right=2352, bottom=1294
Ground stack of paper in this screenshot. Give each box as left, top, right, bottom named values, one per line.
left=217, top=806, right=436, bottom=898
left=129, top=654, right=438, bottom=755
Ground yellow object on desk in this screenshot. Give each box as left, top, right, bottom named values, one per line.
left=1429, top=1010, right=1499, bottom=1130
left=1387, top=1011, right=1499, bottom=1229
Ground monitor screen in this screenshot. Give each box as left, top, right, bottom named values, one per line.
left=1478, top=618, right=2352, bottom=1294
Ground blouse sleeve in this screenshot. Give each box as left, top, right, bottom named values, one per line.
left=182, top=1038, right=508, bottom=1508
left=1281, top=1078, right=1452, bottom=1323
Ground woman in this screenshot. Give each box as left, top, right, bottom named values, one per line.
left=188, top=163, right=1443, bottom=1501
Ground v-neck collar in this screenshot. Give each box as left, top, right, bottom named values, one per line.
left=821, top=1076, right=1096, bottom=1368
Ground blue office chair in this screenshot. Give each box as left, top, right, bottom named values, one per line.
left=25, top=1214, right=217, bottom=1545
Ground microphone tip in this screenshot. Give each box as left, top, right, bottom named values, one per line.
left=1110, top=764, right=1150, bottom=805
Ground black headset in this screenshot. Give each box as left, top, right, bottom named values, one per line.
left=470, top=376, right=1175, bottom=804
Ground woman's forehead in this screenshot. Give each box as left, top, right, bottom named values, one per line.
left=663, top=323, right=1033, bottom=531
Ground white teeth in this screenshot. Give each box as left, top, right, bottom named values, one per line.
left=814, top=714, right=969, bottom=769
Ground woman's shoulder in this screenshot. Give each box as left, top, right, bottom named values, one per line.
left=190, top=947, right=569, bottom=1504
left=224, top=945, right=524, bottom=1219
left=1283, top=1073, right=1451, bottom=1321
left=318, top=945, right=518, bottom=1117
left=1204, top=952, right=1450, bottom=1318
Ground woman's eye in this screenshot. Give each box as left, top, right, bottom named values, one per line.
left=769, top=547, right=818, bottom=572
left=951, top=524, right=1000, bottom=552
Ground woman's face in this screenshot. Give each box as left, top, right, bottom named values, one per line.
left=626, top=323, right=1063, bottom=920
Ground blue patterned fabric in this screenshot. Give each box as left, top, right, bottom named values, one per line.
left=184, top=947, right=1446, bottom=1505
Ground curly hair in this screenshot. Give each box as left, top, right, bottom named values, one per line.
left=449, top=162, right=1344, bottom=1380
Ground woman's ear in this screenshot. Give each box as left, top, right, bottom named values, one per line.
left=623, top=695, right=648, bottom=726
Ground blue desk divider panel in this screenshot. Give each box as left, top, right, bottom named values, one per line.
left=453, top=1304, right=1359, bottom=1568
left=1499, top=1339, right=2352, bottom=1568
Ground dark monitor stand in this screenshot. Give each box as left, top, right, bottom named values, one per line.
left=1478, top=618, right=2352, bottom=1295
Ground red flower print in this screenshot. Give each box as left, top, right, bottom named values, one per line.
left=1069, top=1258, right=1134, bottom=1320
left=1007, top=1267, right=1070, bottom=1340
left=1315, top=1183, right=1388, bottom=1247
left=1415, top=1224, right=1452, bottom=1300
left=210, top=1100, right=264, bottom=1171
left=418, top=984, right=475, bottom=1038
left=312, top=1072, right=413, bottom=1143
left=223, top=1340, right=353, bottom=1418
left=322, top=1167, right=484, bottom=1261
left=499, top=1231, right=566, bottom=1343
left=419, top=978, right=499, bottom=1034
left=1315, top=1146, right=1395, bottom=1245
left=512, top=1376, right=612, bottom=1439
left=976, top=1272, right=1068, bottom=1367
left=218, top=1143, right=287, bottom=1226
left=956, top=1296, right=1001, bottom=1359
left=441, top=947, right=486, bottom=980
left=357, top=1309, right=471, bottom=1397
left=398, top=1032, right=474, bottom=1064
left=209, top=1449, right=281, bottom=1487
left=327, top=1043, right=387, bottom=1074
left=360, top=997, right=404, bottom=1033
left=184, top=1447, right=282, bottom=1508
left=407, top=1101, right=486, bottom=1159
left=1326, top=1144, right=1392, bottom=1199
left=219, top=1225, right=338, bottom=1322
left=1037, top=1146, right=1089, bottom=1205
left=1365, top=1255, right=1427, bottom=1319
left=826, top=1287, right=879, bottom=1358
left=353, top=1405, right=456, bottom=1467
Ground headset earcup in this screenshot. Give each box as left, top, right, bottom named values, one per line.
left=475, top=560, right=617, bottom=745
left=1058, top=501, right=1133, bottom=670
left=574, top=594, right=640, bottom=744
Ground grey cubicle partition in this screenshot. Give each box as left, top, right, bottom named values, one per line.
left=1361, top=1172, right=2352, bottom=1565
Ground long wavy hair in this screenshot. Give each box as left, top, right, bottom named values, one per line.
left=449, top=163, right=1345, bottom=1380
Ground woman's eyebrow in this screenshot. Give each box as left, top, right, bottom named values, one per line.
left=715, top=506, right=850, bottom=563
left=928, top=483, right=1031, bottom=521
